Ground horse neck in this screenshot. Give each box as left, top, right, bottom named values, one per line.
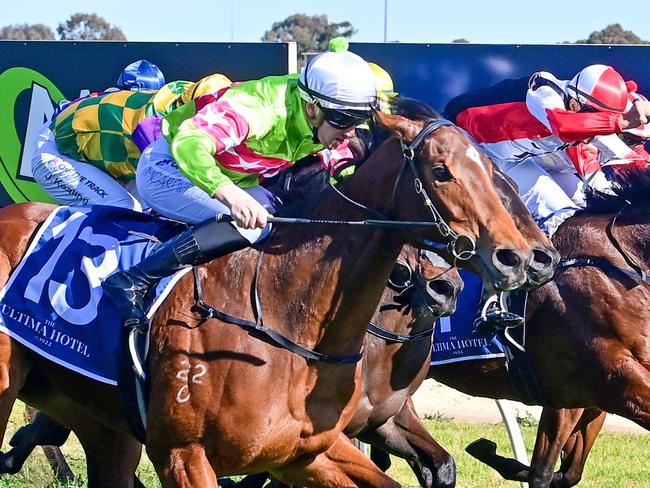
left=257, top=140, right=411, bottom=357
left=556, top=207, right=650, bottom=261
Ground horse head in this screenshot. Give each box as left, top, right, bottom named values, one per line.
left=492, top=166, right=560, bottom=287
left=359, top=103, right=532, bottom=292
left=384, top=247, right=462, bottom=321
left=418, top=250, right=463, bottom=317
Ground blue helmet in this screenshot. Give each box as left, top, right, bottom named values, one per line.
left=117, top=59, right=165, bottom=91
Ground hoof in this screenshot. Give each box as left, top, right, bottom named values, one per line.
left=465, top=438, right=498, bottom=461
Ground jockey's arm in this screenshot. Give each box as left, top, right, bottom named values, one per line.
left=170, top=102, right=249, bottom=197
left=591, top=134, right=648, bottom=168
left=170, top=104, right=269, bottom=229
left=526, top=83, right=625, bottom=142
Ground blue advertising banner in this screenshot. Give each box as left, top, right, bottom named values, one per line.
left=0, top=41, right=293, bottom=205
left=351, top=43, right=650, bottom=113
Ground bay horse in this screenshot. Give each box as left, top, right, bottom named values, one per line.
left=375, top=169, right=650, bottom=487
left=0, top=105, right=534, bottom=487
left=1, top=245, right=465, bottom=488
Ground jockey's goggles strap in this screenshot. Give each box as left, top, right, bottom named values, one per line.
left=298, top=80, right=374, bottom=110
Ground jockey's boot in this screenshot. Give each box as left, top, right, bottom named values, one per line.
left=473, top=292, right=524, bottom=334
left=102, top=219, right=250, bottom=330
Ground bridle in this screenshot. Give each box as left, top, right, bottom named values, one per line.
left=367, top=257, right=435, bottom=343
left=398, top=119, right=476, bottom=261
left=329, top=118, right=477, bottom=262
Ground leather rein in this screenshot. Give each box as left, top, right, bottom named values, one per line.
left=192, top=119, right=468, bottom=363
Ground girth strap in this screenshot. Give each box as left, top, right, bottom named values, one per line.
left=366, top=322, right=434, bottom=343
left=191, top=267, right=362, bottom=365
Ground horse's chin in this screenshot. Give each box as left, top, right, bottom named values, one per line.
left=470, top=252, right=527, bottom=292
left=413, top=306, right=437, bottom=320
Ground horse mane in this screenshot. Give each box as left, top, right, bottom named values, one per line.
left=388, top=97, right=442, bottom=122
left=581, top=167, right=650, bottom=214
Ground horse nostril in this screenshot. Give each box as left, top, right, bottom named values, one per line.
left=495, top=248, right=522, bottom=269
left=428, top=279, right=456, bottom=298
left=532, top=248, right=554, bottom=267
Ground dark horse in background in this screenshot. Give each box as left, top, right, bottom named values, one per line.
left=385, top=168, right=650, bottom=488
left=0, top=104, right=535, bottom=487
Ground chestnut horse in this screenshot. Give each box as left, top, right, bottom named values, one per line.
left=0, top=105, right=533, bottom=487
left=235, top=247, right=463, bottom=488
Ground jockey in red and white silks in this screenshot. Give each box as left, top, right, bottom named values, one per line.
left=447, top=65, right=650, bottom=236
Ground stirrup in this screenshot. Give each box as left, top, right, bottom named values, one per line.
left=473, top=294, right=524, bottom=334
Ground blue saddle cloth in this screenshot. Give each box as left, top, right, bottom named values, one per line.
left=431, top=270, right=506, bottom=365
left=0, top=206, right=184, bottom=385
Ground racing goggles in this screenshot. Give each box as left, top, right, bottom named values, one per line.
left=320, top=106, right=371, bottom=129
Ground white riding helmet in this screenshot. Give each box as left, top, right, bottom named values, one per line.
left=566, top=64, right=628, bottom=113
left=299, top=50, right=377, bottom=113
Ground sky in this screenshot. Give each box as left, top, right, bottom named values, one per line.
left=4, top=0, right=650, bottom=45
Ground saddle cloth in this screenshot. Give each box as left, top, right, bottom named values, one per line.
left=431, top=270, right=506, bottom=365
left=0, top=205, right=187, bottom=385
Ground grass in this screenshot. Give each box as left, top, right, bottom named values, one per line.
left=1, top=403, right=649, bottom=487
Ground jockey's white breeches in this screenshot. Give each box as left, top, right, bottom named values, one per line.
left=136, top=137, right=274, bottom=244
left=31, top=125, right=143, bottom=211
left=495, top=157, right=583, bottom=237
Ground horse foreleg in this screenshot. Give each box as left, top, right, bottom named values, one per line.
left=551, top=408, right=606, bottom=488
left=273, top=433, right=400, bottom=488
left=527, top=408, right=585, bottom=488
left=148, top=443, right=218, bottom=488
left=357, top=399, right=455, bottom=488
left=74, top=421, right=142, bottom=488
left=599, top=356, right=650, bottom=430
left=0, top=337, right=30, bottom=474
left=465, top=438, right=529, bottom=482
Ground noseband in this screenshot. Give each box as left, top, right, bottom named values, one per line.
left=367, top=255, right=439, bottom=343
left=397, top=119, right=476, bottom=262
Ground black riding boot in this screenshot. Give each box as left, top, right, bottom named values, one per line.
left=102, top=219, right=251, bottom=330
left=473, top=291, right=525, bottom=334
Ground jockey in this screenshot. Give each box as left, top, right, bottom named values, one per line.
left=317, top=38, right=397, bottom=179
left=101, top=47, right=378, bottom=331
left=31, top=69, right=231, bottom=210
left=116, top=59, right=166, bottom=91
left=324, top=61, right=398, bottom=179
left=446, top=64, right=650, bottom=237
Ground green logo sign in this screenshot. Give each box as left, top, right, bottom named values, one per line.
left=0, top=67, right=65, bottom=203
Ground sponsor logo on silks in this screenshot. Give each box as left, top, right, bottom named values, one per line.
left=0, top=67, right=65, bottom=203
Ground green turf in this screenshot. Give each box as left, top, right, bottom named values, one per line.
left=1, top=404, right=648, bottom=487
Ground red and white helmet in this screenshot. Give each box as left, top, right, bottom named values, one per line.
left=566, top=64, right=628, bottom=113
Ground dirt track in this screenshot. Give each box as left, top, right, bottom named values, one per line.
left=412, top=379, right=647, bottom=434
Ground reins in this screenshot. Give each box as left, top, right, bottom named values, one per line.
left=558, top=201, right=650, bottom=286
left=193, top=119, right=474, bottom=363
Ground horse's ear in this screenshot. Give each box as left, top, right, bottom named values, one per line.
left=373, top=110, right=421, bottom=143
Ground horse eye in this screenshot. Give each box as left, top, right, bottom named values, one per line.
left=431, top=165, right=451, bottom=182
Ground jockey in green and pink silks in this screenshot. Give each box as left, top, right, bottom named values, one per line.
left=102, top=44, right=378, bottom=331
